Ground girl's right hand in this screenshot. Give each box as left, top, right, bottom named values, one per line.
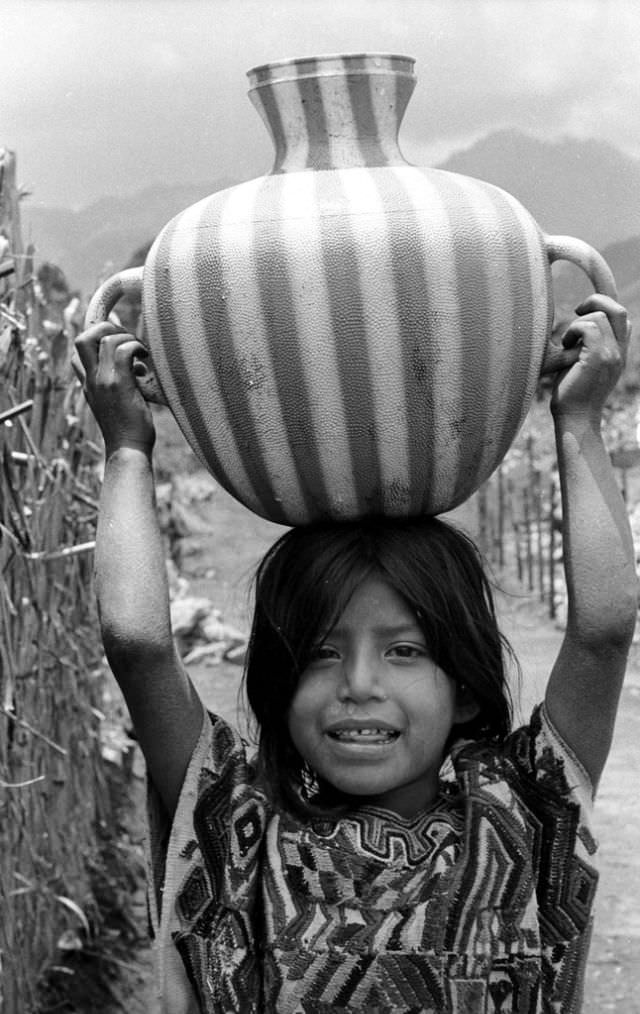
left=72, top=322, right=156, bottom=457
left=549, top=295, right=630, bottom=421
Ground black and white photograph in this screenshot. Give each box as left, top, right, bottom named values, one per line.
left=2, top=2, right=639, bottom=1011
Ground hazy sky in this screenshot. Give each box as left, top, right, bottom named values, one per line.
left=4, top=0, right=640, bottom=209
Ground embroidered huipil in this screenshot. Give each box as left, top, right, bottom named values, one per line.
left=147, top=704, right=598, bottom=1013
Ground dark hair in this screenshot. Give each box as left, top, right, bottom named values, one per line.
left=244, top=515, right=516, bottom=816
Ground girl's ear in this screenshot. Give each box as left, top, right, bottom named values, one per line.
left=453, top=683, right=481, bottom=725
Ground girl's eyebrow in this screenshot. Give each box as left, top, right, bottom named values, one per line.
left=328, top=622, right=424, bottom=638
left=372, top=623, right=425, bottom=637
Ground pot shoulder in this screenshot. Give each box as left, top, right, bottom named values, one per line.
left=146, top=164, right=546, bottom=271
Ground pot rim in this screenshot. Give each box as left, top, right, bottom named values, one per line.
left=247, top=52, right=416, bottom=87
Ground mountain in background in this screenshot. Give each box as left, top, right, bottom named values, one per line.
left=21, top=129, right=640, bottom=300
left=21, top=177, right=238, bottom=297
left=437, top=130, right=640, bottom=250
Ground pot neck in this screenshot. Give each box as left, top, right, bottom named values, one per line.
left=247, top=53, right=416, bottom=173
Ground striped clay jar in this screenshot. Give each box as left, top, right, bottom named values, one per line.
left=86, top=53, right=617, bottom=525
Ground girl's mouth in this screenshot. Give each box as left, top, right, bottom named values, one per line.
left=327, top=728, right=400, bottom=744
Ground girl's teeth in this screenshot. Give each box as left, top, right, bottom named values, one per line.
left=332, top=729, right=396, bottom=741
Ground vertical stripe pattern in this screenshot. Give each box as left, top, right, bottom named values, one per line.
left=141, top=55, right=556, bottom=524
left=248, top=53, right=416, bottom=173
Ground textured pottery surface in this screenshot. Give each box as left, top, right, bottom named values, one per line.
left=87, top=53, right=616, bottom=525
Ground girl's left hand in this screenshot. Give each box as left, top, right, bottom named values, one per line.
left=73, top=322, right=156, bottom=456
left=546, top=294, right=631, bottom=419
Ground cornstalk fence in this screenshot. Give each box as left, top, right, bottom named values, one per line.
left=475, top=444, right=563, bottom=620
left=0, top=149, right=112, bottom=1012
left=475, top=401, right=640, bottom=621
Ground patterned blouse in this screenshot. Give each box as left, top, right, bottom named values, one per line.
left=146, top=704, right=598, bottom=1013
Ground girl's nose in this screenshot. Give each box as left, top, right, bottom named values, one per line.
left=337, top=653, right=387, bottom=703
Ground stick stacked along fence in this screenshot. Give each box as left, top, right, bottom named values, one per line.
left=476, top=453, right=563, bottom=619
left=475, top=392, right=639, bottom=622
left=0, top=149, right=109, bottom=1013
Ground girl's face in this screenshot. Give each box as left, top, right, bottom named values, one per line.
left=287, top=575, right=474, bottom=818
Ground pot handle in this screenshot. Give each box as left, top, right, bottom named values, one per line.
left=545, top=235, right=618, bottom=299
left=541, top=235, right=619, bottom=376
left=84, top=267, right=167, bottom=405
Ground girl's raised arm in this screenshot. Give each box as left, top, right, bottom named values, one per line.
left=74, top=325, right=204, bottom=816
left=544, top=296, right=638, bottom=788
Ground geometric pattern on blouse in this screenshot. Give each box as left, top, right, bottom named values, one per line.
left=159, top=705, right=598, bottom=1013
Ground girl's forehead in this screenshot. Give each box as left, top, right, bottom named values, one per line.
left=330, top=574, right=420, bottom=630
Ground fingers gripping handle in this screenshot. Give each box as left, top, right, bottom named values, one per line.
left=540, top=236, right=619, bottom=376
left=84, top=268, right=167, bottom=405
left=546, top=235, right=618, bottom=300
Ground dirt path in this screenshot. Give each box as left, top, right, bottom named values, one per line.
left=500, top=595, right=640, bottom=1013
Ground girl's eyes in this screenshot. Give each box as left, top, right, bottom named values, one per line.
left=308, top=642, right=427, bottom=663
left=309, top=645, right=340, bottom=663
left=385, top=643, right=427, bottom=660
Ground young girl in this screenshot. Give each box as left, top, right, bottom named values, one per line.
left=74, top=295, right=637, bottom=1013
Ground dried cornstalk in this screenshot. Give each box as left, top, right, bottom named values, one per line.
left=0, top=148, right=109, bottom=1013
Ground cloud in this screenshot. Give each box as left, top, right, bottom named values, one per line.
left=398, top=0, right=640, bottom=157
left=138, top=41, right=185, bottom=75
left=4, top=0, right=640, bottom=206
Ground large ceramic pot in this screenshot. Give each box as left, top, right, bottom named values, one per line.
left=86, top=53, right=617, bottom=525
